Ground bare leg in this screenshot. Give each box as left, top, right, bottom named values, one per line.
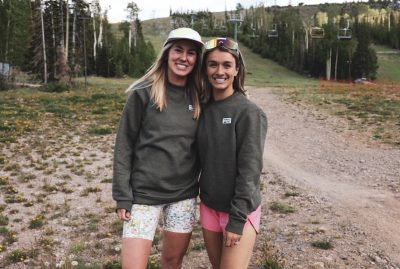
left=161, top=231, right=192, bottom=269
left=202, top=228, right=223, bottom=269
left=219, top=225, right=257, bottom=269
left=121, top=238, right=153, bottom=269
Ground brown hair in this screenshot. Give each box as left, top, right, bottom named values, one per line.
left=201, top=46, right=246, bottom=103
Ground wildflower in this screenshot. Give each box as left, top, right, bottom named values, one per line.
left=71, top=260, right=78, bottom=266
left=68, top=254, right=75, bottom=260
left=44, top=261, right=50, bottom=267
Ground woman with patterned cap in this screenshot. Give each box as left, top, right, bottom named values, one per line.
left=197, top=38, right=268, bottom=269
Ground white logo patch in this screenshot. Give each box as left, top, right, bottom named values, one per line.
left=188, top=105, right=193, bottom=111
left=222, top=118, right=232, bottom=124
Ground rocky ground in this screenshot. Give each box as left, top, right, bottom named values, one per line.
left=0, top=87, right=399, bottom=268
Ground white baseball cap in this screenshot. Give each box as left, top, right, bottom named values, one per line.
left=163, top=27, right=203, bottom=48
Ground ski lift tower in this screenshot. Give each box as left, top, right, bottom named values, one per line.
left=228, top=14, right=243, bottom=42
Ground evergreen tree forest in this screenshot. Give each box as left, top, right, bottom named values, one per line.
left=0, top=0, right=155, bottom=86
left=173, top=0, right=400, bottom=81
left=1, top=0, right=399, bottom=85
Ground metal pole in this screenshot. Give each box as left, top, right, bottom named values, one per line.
left=228, top=16, right=243, bottom=43
left=234, top=22, right=238, bottom=42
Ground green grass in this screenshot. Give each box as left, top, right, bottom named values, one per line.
left=0, top=77, right=131, bottom=144
left=373, top=44, right=400, bottom=82
left=311, top=239, right=334, bottom=250
left=283, top=81, right=400, bottom=145
left=239, top=42, right=318, bottom=88
left=376, top=53, right=400, bottom=82
left=269, top=201, right=296, bottom=214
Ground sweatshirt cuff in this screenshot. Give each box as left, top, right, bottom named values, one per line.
left=225, top=217, right=246, bottom=235
left=116, top=201, right=133, bottom=212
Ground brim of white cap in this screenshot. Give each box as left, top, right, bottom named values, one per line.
left=163, top=38, right=204, bottom=48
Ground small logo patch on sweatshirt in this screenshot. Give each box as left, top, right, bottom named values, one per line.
left=222, top=118, right=232, bottom=124
left=188, top=105, right=193, bottom=111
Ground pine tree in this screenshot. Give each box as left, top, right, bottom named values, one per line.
left=352, top=22, right=379, bottom=80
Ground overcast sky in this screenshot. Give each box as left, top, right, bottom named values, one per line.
left=98, top=0, right=352, bottom=22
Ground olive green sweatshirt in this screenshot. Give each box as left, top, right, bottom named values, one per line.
left=197, top=92, right=267, bottom=235
left=112, top=84, right=200, bottom=211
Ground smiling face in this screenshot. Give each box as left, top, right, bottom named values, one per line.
left=205, top=49, right=239, bottom=101
left=167, top=40, right=198, bottom=87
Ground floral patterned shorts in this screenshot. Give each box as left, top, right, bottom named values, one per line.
left=122, top=198, right=196, bottom=241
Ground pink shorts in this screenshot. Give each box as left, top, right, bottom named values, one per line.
left=200, top=202, right=261, bottom=233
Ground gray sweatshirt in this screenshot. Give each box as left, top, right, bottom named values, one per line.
left=197, top=92, right=267, bottom=235
left=113, top=84, right=200, bottom=211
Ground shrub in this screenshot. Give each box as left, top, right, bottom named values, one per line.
left=311, top=239, right=334, bottom=250
left=40, top=82, right=70, bottom=93
left=0, top=214, right=9, bottom=225
left=29, top=214, right=45, bottom=229
left=103, top=260, right=121, bottom=269
left=269, top=201, right=296, bottom=213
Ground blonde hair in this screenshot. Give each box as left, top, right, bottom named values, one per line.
left=126, top=42, right=202, bottom=119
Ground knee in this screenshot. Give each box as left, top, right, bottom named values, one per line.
left=161, top=254, right=184, bottom=269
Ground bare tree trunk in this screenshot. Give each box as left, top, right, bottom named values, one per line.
left=60, top=0, right=64, bottom=47
left=92, top=4, right=97, bottom=59
left=304, top=26, right=309, bottom=52
left=133, top=19, right=137, bottom=47
left=292, top=29, right=295, bottom=56
left=326, top=47, right=332, bottom=81
left=4, top=1, right=11, bottom=64
left=65, top=0, right=69, bottom=61
left=51, top=10, right=57, bottom=79
left=98, top=15, right=103, bottom=48
left=40, top=1, right=48, bottom=84
left=72, top=4, right=76, bottom=67
left=334, top=45, right=338, bottom=81
left=128, top=22, right=132, bottom=51
left=56, top=47, right=71, bottom=83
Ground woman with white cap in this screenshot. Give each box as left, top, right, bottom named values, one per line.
left=112, top=28, right=203, bottom=269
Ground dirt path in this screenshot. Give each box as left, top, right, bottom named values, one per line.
left=1, top=86, right=399, bottom=268
left=249, top=87, right=400, bottom=268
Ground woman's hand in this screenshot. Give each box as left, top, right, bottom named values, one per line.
left=116, top=208, right=131, bottom=221
left=223, top=231, right=242, bottom=247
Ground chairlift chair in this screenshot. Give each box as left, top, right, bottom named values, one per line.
left=268, top=29, right=278, bottom=38
left=310, top=27, right=324, bottom=39
left=250, top=32, right=259, bottom=39
left=337, top=28, right=352, bottom=40
left=268, top=24, right=278, bottom=38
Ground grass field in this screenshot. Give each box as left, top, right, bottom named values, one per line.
left=374, top=44, right=400, bottom=82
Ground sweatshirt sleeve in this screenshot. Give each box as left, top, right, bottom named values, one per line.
left=112, top=90, right=146, bottom=211
left=225, top=107, right=267, bottom=235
